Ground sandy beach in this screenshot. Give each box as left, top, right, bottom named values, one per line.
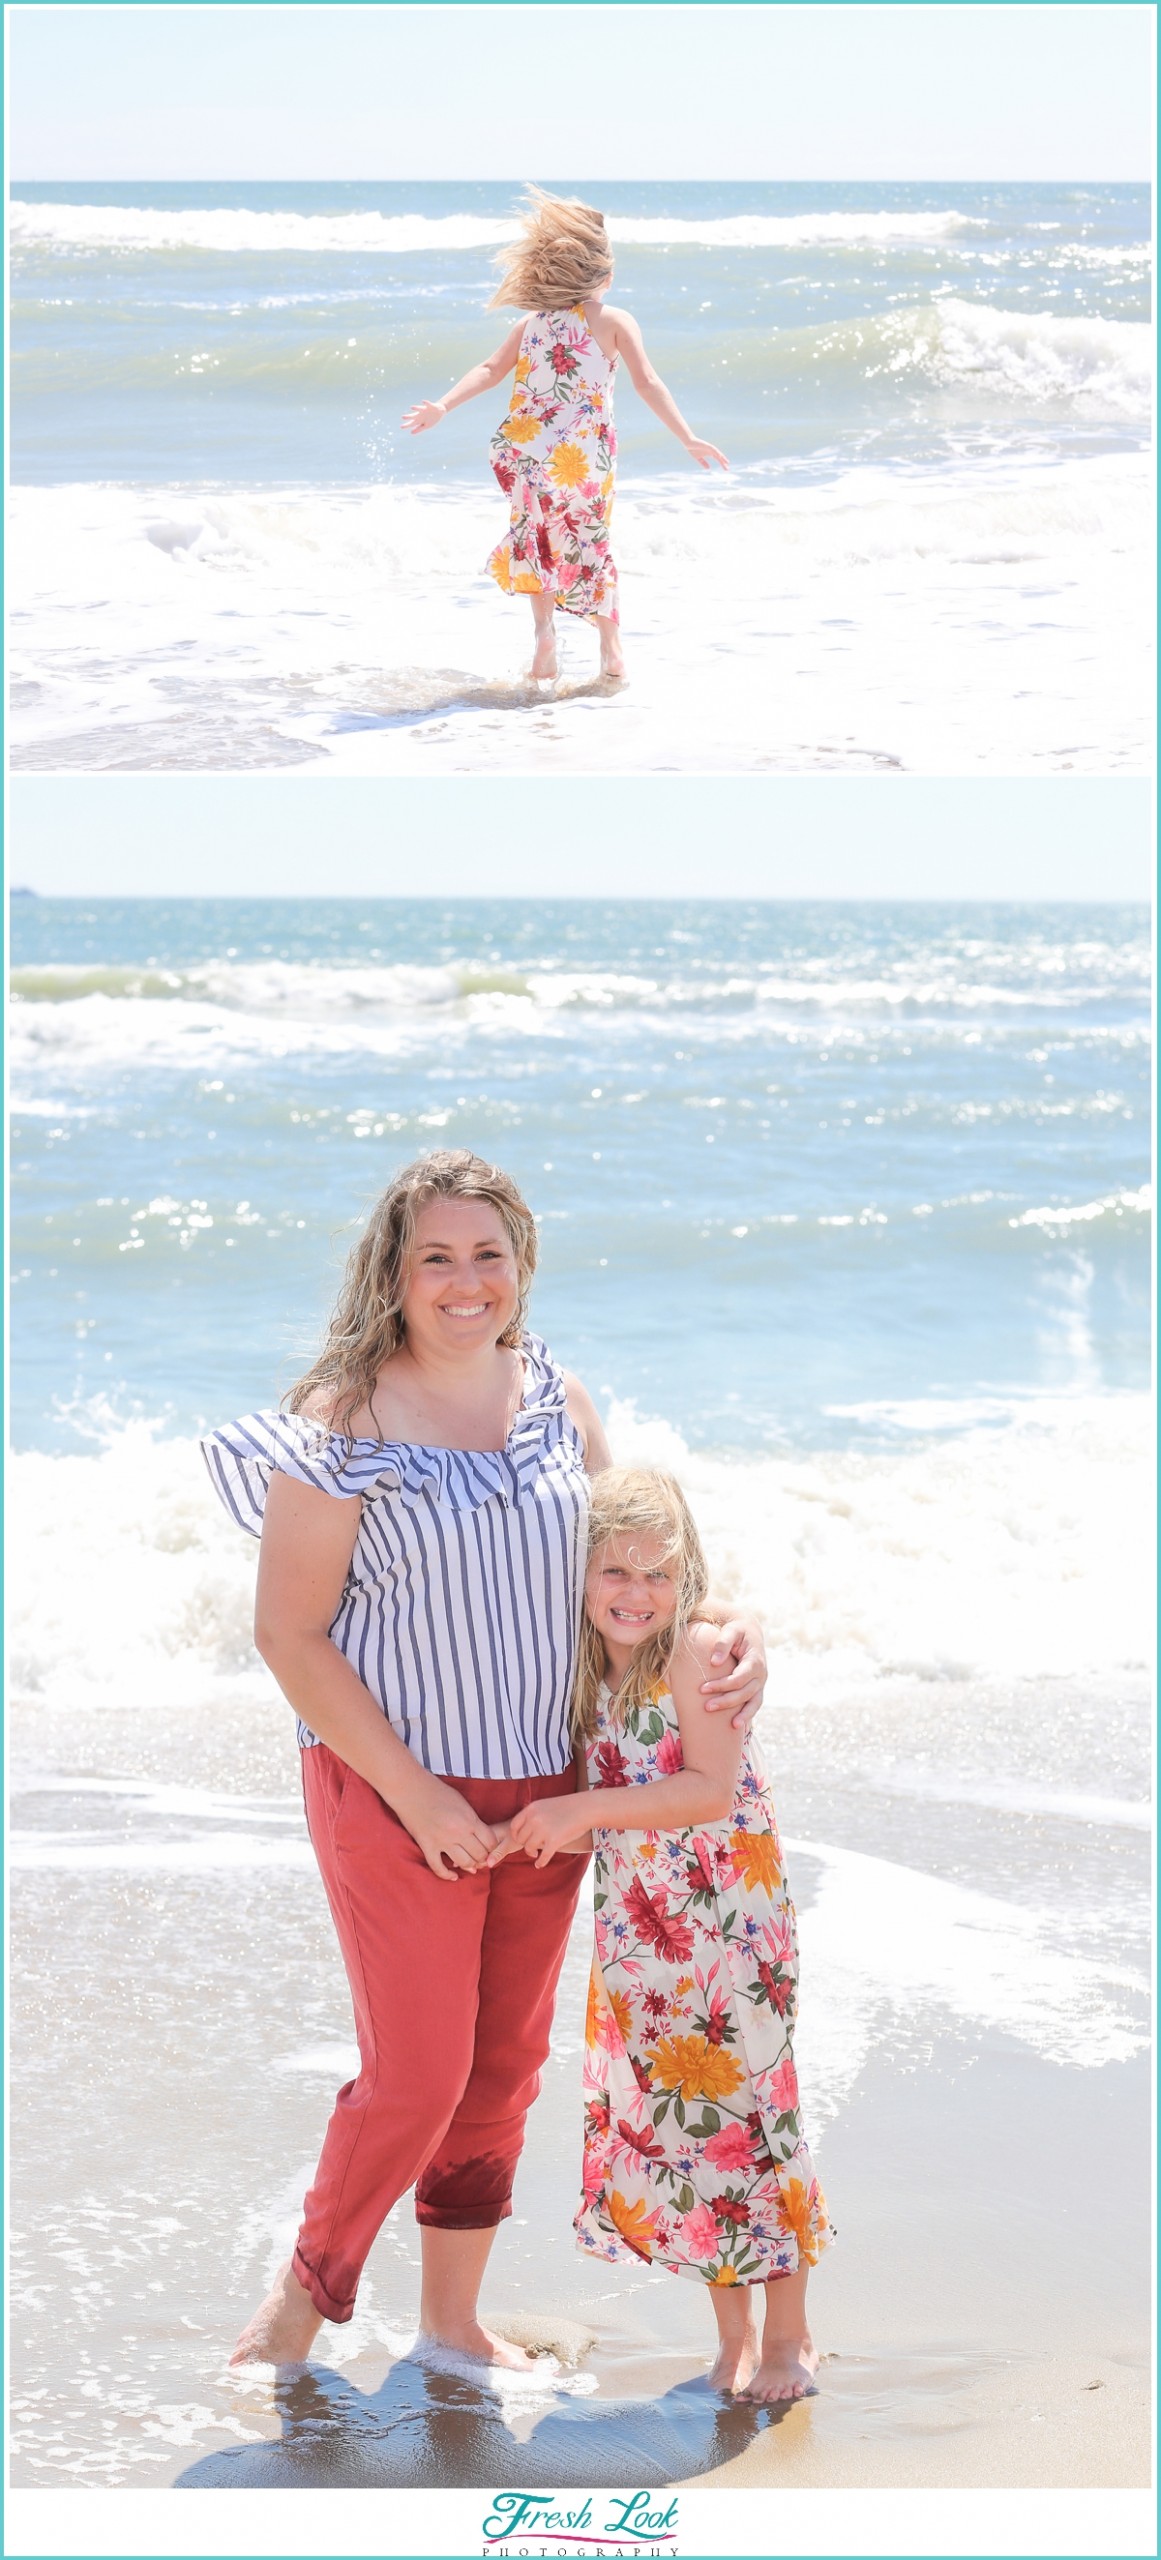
left=9, top=457, right=1151, bottom=776
left=10, top=1671, right=1149, bottom=2498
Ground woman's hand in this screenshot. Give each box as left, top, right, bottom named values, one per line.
left=508, top=1795, right=586, bottom=1869
left=401, top=399, right=447, bottom=436
left=401, top=1774, right=499, bottom=1880
left=699, top=1617, right=767, bottom=1729
left=484, top=1820, right=519, bottom=1867
left=685, top=438, right=728, bottom=472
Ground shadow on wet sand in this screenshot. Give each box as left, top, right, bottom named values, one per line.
left=327, top=668, right=622, bottom=733
left=174, top=2356, right=786, bottom=2490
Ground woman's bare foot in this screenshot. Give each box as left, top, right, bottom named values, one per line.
left=739, top=2332, right=819, bottom=2404
left=420, top=2318, right=537, bottom=2370
left=229, top=2260, right=324, bottom=2367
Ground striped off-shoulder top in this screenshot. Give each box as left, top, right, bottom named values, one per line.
left=200, top=1332, right=590, bottom=1782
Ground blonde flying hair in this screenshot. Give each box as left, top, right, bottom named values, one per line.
left=289, top=1149, right=538, bottom=1439
left=489, top=185, right=614, bottom=311
left=573, top=1468, right=709, bottom=1737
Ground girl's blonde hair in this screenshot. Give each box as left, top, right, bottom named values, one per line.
left=489, top=185, right=613, bottom=311
left=289, top=1149, right=537, bottom=1439
left=573, top=1468, right=709, bottom=1736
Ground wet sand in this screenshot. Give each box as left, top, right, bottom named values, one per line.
left=10, top=458, right=1152, bottom=778
left=9, top=1692, right=1151, bottom=2496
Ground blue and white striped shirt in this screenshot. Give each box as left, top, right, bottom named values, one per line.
left=200, top=1334, right=590, bottom=1780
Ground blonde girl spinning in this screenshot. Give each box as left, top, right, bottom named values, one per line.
left=403, top=188, right=727, bottom=682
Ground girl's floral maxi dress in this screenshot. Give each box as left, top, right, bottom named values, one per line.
left=575, top=1683, right=833, bottom=2289
left=487, top=307, right=619, bottom=625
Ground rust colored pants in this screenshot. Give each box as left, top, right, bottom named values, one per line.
left=292, top=1746, right=585, bottom=2324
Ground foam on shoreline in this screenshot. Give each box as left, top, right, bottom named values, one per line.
left=9, top=1394, right=1151, bottom=1714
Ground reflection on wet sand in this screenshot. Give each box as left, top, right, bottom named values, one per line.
left=175, top=2356, right=780, bottom=2490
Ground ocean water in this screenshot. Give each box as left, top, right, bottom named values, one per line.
left=11, top=893, right=1151, bottom=1697
left=10, top=893, right=1152, bottom=2486
left=9, top=181, right=1152, bottom=771
left=11, top=181, right=1149, bottom=483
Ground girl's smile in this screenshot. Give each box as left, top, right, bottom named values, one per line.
left=586, top=1535, right=678, bottom=1666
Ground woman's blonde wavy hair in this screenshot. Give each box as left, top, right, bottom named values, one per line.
left=573, top=1468, right=709, bottom=1737
left=489, top=185, right=614, bottom=311
left=288, top=1149, right=538, bottom=1439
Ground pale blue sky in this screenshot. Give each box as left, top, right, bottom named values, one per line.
left=9, top=4, right=1153, bottom=181
left=9, top=778, right=1152, bottom=898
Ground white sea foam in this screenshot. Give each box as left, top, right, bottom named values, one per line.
left=8, top=1396, right=1151, bottom=1717
left=790, top=1836, right=1148, bottom=2115
left=856, top=1766, right=1151, bottom=1832
left=608, top=1392, right=1153, bottom=1696
left=8, top=1831, right=314, bottom=1873
left=10, top=201, right=985, bottom=257
left=10, top=451, right=1150, bottom=775
left=11, top=943, right=1148, bottom=1078
left=879, top=298, right=1151, bottom=422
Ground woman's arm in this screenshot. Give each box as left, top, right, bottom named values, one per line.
left=606, top=307, right=728, bottom=472
left=509, top=1628, right=742, bottom=1865
left=255, top=1471, right=500, bottom=1879
left=562, top=1369, right=613, bottom=1474
left=696, top=1603, right=767, bottom=1728
left=402, top=318, right=527, bottom=434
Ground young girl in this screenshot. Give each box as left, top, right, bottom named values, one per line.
left=402, top=188, right=728, bottom=684
left=505, top=1468, right=832, bottom=2404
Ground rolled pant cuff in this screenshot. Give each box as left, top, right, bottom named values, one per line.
left=414, top=2198, right=513, bottom=2232
left=291, top=2246, right=355, bottom=2325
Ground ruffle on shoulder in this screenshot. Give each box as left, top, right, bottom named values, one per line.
left=200, top=1332, right=579, bottom=1534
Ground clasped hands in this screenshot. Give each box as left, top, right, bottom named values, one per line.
left=405, top=1777, right=588, bottom=1880
left=486, top=1795, right=590, bottom=1870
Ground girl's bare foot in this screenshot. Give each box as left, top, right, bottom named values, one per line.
left=229, top=2259, right=324, bottom=2366
left=529, top=602, right=558, bottom=681
left=706, top=2286, right=759, bottom=2394
left=596, top=614, right=625, bottom=681
left=707, top=2329, right=759, bottom=2393
left=420, top=2318, right=537, bottom=2370
left=739, top=2333, right=819, bottom=2404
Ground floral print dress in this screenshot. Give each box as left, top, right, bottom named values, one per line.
left=487, top=307, right=619, bottom=625
left=575, top=1683, right=832, bottom=2289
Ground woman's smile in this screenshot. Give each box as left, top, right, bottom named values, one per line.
left=401, top=1199, right=522, bottom=1349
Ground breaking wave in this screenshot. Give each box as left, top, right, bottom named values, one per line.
left=8, top=1393, right=1152, bottom=1712
left=10, top=201, right=987, bottom=257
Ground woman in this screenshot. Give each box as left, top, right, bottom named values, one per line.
left=202, top=1149, right=766, bottom=2368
